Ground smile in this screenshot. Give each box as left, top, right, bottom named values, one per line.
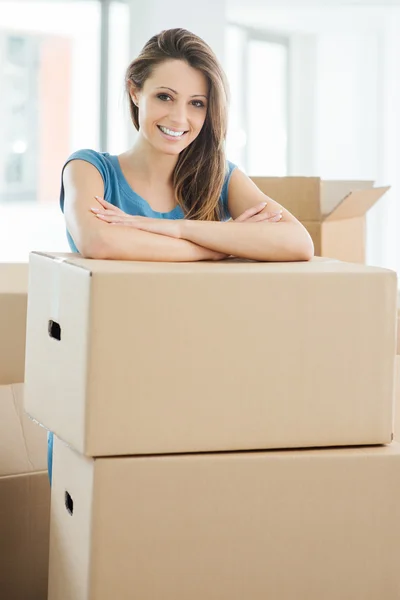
left=157, top=125, right=188, bottom=138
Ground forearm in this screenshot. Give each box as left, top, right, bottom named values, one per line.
left=180, top=220, right=314, bottom=262
left=83, top=224, right=216, bottom=262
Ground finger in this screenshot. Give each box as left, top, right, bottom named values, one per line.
left=250, top=211, right=282, bottom=223
left=235, top=202, right=267, bottom=222
left=95, top=213, right=123, bottom=223
left=90, top=207, right=118, bottom=216
left=94, top=196, right=124, bottom=214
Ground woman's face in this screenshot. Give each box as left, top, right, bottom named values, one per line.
left=131, top=59, right=209, bottom=156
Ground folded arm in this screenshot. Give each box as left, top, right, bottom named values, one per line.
left=62, top=160, right=224, bottom=262
left=180, top=168, right=314, bottom=262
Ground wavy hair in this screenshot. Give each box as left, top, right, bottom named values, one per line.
left=125, top=28, right=229, bottom=221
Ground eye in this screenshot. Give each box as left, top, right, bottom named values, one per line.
left=157, top=93, right=172, bottom=102
left=191, top=100, right=206, bottom=108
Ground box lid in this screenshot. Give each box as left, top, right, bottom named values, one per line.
left=320, top=180, right=374, bottom=216
left=324, top=186, right=391, bottom=222
left=0, top=384, right=47, bottom=477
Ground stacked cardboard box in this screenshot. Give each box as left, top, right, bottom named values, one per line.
left=24, top=252, right=399, bottom=600
left=0, top=263, right=50, bottom=600
left=250, top=177, right=390, bottom=264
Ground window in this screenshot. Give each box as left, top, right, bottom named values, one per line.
left=0, top=0, right=101, bottom=261
left=225, top=25, right=289, bottom=176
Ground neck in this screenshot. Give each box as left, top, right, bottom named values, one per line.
left=127, top=133, right=179, bottom=185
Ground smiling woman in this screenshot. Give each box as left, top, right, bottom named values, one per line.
left=49, top=27, right=314, bottom=483
left=60, top=27, right=313, bottom=265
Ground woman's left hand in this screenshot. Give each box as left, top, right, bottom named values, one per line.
left=90, top=199, right=182, bottom=238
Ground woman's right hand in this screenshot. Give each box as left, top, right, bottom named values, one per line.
left=234, top=202, right=282, bottom=223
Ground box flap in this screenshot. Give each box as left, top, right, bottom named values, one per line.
left=320, top=180, right=374, bottom=216
left=250, top=177, right=322, bottom=221
left=0, top=384, right=47, bottom=477
left=324, top=187, right=391, bottom=221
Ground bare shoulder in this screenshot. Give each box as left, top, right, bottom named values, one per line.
left=62, top=159, right=106, bottom=256
left=63, top=159, right=104, bottom=198
left=227, top=166, right=300, bottom=224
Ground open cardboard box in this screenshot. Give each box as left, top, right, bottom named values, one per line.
left=0, top=384, right=50, bottom=600
left=250, top=177, right=390, bottom=263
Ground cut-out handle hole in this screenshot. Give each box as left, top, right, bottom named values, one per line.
left=48, top=320, right=61, bottom=341
left=65, top=491, right=74, bottom=516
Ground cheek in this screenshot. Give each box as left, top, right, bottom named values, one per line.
left=191, top=111, right=207, bottom=133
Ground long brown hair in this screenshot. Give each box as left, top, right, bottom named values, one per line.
left=125, top=28, right=229, bottom=221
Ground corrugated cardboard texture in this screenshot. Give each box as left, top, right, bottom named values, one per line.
left=49, top=437, right=400, bottom=600
left=0, top=472, right=50, bottom=600
left=25, top=253, right=398, bottom=456
left=0, top=263, right=28, bottom=384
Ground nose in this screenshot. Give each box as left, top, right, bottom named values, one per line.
left=169, top=100, right=188, bottom=126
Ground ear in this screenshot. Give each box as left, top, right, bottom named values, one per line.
left=128, top=81, right=139, bottom=107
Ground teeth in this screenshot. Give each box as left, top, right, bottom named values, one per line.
left=159, top=126, right=185, bottom=137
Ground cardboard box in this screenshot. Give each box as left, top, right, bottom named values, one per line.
left=49, top=436, right=400, bottom=600
left=0, top=383, right=50, bottom=600
left=0, top=263, right=28, bottom=384
left=250, top=177, right=390, bottom=263
left=24, top=252, right=398, bottom=456
left=394, top=357, right=400, bottom=440
left=397, top=295, right=400, bottom=355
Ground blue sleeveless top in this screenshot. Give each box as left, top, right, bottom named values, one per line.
left=48, top=149, right=237, bottom=484
left=60, top=149, right=237, bottom=252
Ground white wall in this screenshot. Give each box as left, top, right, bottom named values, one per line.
left=228, top=3, right=400, bottom=277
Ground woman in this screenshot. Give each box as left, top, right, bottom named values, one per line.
left=48, top=28, right=313, bottom=482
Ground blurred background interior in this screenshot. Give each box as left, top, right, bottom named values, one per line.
left=0, top=0, right=399, bottom=282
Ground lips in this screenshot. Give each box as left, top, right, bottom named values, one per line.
left=157, top=125, right=188, bottom=138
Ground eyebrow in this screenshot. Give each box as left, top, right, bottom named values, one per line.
left=156, top=86, right=208, bottom=99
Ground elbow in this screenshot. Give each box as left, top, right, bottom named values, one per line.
left=287, top=228, right=314, bottom=262
left=79, top=231, right=110, bottom=260
left=296, top=236, right=314, bottom=261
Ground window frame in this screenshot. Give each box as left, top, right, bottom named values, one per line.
left=226, top=22, right=291, bottom=175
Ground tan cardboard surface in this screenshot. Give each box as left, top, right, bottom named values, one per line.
left=0, top=383, right=50, bottom=599
left=0, top=263, right=28, bottom=384
left=397, top=305, right=400, bottom=355
left=250, top=177, right=390, bottom=263
left=0, top=472, right=50, bottom=600
left=394, top=357, right=400, bottom=440
left=250, top=176, right=322, bottom=221
left=25, top=252, right=398, bottom=456
left=325, top=187, right=391, bottom=221
left=0, top=384, right=48, bottom=476
left=322, top=218, right=366, bottom=264
left=49, top=437, right=400, bottom=600
left=320, top=180, right=374, bottom=216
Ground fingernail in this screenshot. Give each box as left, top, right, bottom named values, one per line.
left=91, top=207, right=99, bottom=213
left=94, top=195, right=101, bottom=200
left=261, top=202, right=267, bottom=206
